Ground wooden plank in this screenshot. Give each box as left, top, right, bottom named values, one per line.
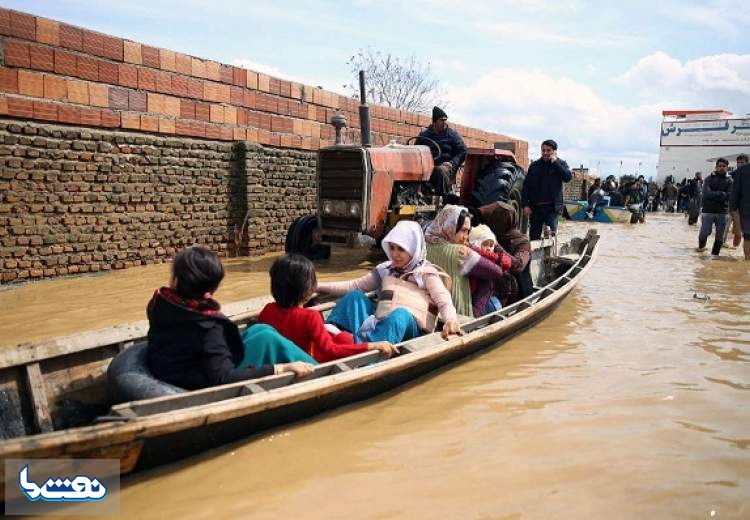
left=24, top=363, right=54, bottom=433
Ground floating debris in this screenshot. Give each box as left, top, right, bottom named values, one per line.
left=693, top=292, right=710, bottom=301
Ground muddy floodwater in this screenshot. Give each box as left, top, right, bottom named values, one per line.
left=7, top=214, right=750, bottom=519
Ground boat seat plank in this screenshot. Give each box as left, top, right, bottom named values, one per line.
left=24, top=363, right=53, bottom=433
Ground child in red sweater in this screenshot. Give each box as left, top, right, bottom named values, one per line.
left=468, top=224, right=512, bottom=314
left=258, top=254, right=397, bottom=363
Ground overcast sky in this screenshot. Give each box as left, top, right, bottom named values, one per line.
left=8, top=0, right=750, bottom=178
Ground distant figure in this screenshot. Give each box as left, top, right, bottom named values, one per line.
left=729, top=162, right=750, bottom=260
left=146, top=246, right=314, bottom=390
left=734, top=153, right=748, bottom=175
left=417, top=106, right=467, bottom=201
left=698, top=158, right=733, bottom=256
left=587, top=178, right=604, bottom=217
left=725, top=154, right=748, bottom=243
left=521, top=139, right=572, bottom=239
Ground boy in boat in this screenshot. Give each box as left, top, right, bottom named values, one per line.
left=258, top=254, right=398, bottom=362
left=146, top=246, right=314, bottom=390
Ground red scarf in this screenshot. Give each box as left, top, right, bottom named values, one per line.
left=149, top=287, right=224, bottom=317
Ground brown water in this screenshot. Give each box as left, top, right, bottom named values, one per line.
left=11, top=214, right=750, bottom=519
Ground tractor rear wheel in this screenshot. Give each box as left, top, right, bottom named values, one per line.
left=285, top=215, right=330, bottom=260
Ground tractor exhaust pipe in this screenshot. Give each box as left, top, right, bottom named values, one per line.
left=358, top=70, right=372, bottom=148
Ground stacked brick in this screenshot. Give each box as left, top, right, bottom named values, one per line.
left=0, top=7, right=528, bottom=167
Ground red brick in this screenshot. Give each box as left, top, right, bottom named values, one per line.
left=82, top=29, right=104, bottom=57
left=141, top=114, right=158, bottom=132
left=108, top=87, right=129, bottom=109
left=121, top=111, right=140, bottom=129
left=100, top=109, right=120, bottom=127
left=159, top=117, right=175, bottom=134
left=277, top=98, right=290, bottom=116
left=29, top=44, right=54, bottom=71
left=0, top=8, right=9, bottom=36
left=9, top=11, right=35, bottom=40
left=0, top=68, right=18, bottom=93
left=219, top=126, right=233, bottom=140
left=43, top=74, right=66, bottom=100
left=236, top=107, right=247, bottom=126
left=259, top=113, right=272, bottom=131
left=279, top=80, right=292, bottom=98
left=269, top=77, right=281, bottom=95
left=175, top=119, right=192, bottom=136
left=80, top=107, right=101, bottom=126
left=171, top=74, right=188, bottom=96
left=246, top=110, right=261, bottom=128
left=205, top=123, right=222, bottom=139
left=77, top=56, right=99, bottom=81
left=187, top=78, right=203, bottom=99
left=54, top=50, right=77, bottom=76
left=159, top=49, right=176, bottom=71
left=58, top=104, right=81, bottom=124
left=18, top=70, right=43, bottom=97
left=230, top=86, right=243, bottom=106
left=118, top=63, right=138, bottom=88
left=195, top=101, right=209, bottom=121
left=155, top=70, right=171, bottom=94
left=128, top=90, right=147, bottom=111
left=98, top=60, right=119, bottom=84
left=141, top=45, right=159, bottom=68
left=243, top=90, right=257, bottom=109
left=89, top=83, right=109, bottom=107
left=59, top=24, right=83, bottom=51
left=101, top=35, right=123, bottom=61
left=138, top=68, right=156, bottom=91
left=4, top=40, right=30, bottom=68
left=232, top=66, right=246, bottom=87
left=175, top=53, right=192, bottom=75
left=220, top=64, right=233, bottom=84
left=33, top=100, right=58, bottom=121
left=123, top=41, right=141, bottom=64
left=180, top=98, right=195, bottom=119
left=66, top=79, right=88, bottom=104
left=35, top=18, right=59, bottom=45
left=7, top=96, right=33, bottom=117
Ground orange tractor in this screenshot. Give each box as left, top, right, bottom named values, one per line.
left=285, top=72, right=526, bottom=259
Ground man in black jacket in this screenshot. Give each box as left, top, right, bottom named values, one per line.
left=417, top=106, right=466, bottom=201
left=698, top=158, right=733, bottom=255
left=521, top=139, right=572, bottom=239
left=730, top=162, right=750, bottom=260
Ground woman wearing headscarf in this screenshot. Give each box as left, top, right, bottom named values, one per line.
left=478, top=201, right=533, bottom=304
left=424, top=205, right=507, bottom=317
left=317, top=220, right=462, bottom=343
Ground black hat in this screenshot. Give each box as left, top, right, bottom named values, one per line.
left=432, top=106, right=448, bottom=122
left=541, top=139, right=558, bottom=151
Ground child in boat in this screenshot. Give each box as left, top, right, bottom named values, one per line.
left=146, top=246, right=315, bottom=390
left=468, top=224, right=512, bottom=314
left=258, top=254, right=398, bottom=363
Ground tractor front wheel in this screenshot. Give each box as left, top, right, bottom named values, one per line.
left=285, top=215, right=330, bottom=260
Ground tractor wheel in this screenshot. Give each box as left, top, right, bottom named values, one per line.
left=509, top=165, right=528, bottom=234
left=285, top=215, right=330, bottom=260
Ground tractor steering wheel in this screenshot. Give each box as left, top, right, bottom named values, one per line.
left=407, top=136, right=442, bottom=161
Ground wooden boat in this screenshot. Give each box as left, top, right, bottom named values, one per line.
left=0, top=230, right=600, bottom=496
left=564, top=199, right=644, bottom=224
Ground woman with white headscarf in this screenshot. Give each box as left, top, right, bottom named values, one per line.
left=317, top=220, right=462, bottom=343
left=425, top=205, right=507, bottom=317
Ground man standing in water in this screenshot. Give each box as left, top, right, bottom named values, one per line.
left=729, top=161, right=750, bottom=260
left=698, top=158, right=732, bottom=256
left=522, top=139, right=572, bottom=239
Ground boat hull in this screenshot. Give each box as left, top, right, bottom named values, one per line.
left=565, top=200, right=635, bottom=224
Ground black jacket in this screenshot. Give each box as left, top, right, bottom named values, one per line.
left=418, top=125, right=467, bottom=170
left=146, top=291, right=273, bottom=390
left=701, top=172, right=732, bottom=214
left=521, top=158, right=572, bottom=210
left=730, top=164, right=750, bottom=217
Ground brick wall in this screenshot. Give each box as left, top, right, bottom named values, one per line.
left=0, top=120, right=320, bottom=283
left=0, top=7, right=531, bottom=284
left=0, top=7, right=528, bottom=167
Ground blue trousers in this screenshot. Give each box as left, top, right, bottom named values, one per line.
left=239, top=324, right=318, bottom=368
left=530, top=204, right=559, bottom=240
left=326, top=291, right=420, bottom=344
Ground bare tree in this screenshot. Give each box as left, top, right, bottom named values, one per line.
left=345, top=48, right=448, bottom=114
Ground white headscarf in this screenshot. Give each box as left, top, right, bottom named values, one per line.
left=381, top=220, right=426, bottom=274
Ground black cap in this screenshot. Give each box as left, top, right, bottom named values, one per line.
left=432, top=106, right=448, bottom=122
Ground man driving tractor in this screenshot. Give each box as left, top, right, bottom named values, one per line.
left=417, top=106, right=467, bottom=203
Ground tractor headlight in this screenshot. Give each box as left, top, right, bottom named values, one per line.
left=349, top=202, right=361, bottom=217
left=322, top=200, right=333, bottom=215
